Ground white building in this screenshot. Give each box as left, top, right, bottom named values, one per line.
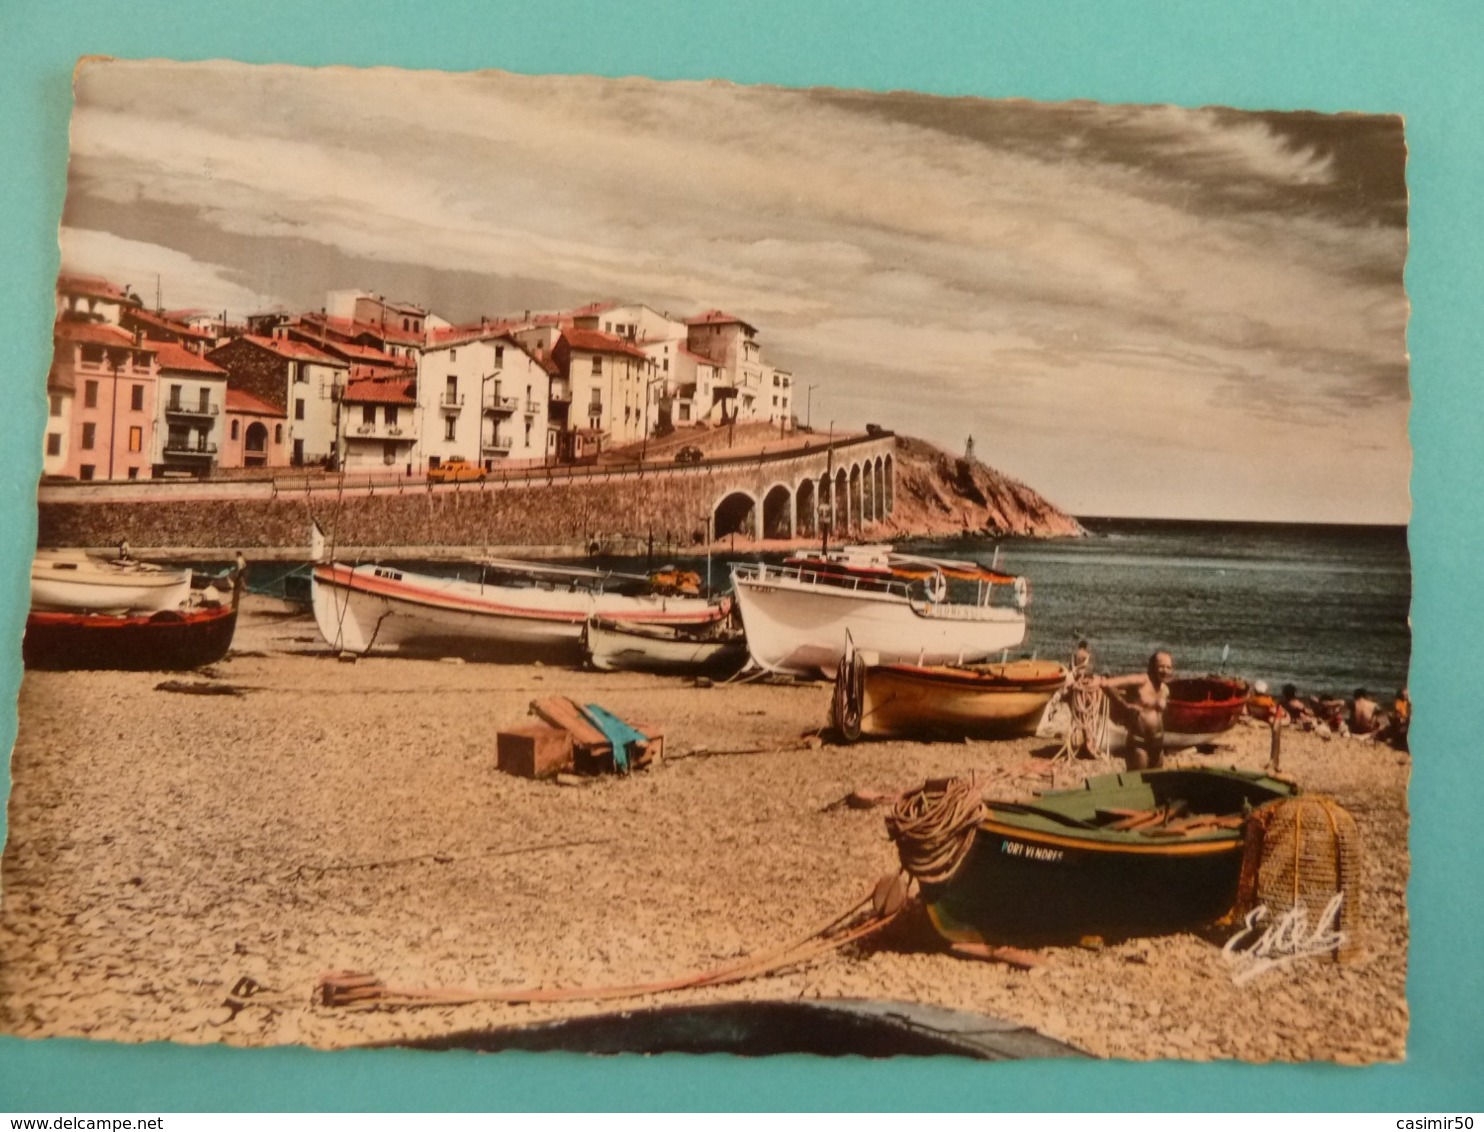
left=152, top=342, right=228, bottom=477
left=416, top=328, right=554, bottom=470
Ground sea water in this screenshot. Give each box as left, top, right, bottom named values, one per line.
left=909, top=518, right=1412, bottom=698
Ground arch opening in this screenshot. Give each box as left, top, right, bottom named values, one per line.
left=761, top=483, right=794, bottom=540
left=714, top=491, right=757, bottom=541
left=796, top=477, right=817, bottom=538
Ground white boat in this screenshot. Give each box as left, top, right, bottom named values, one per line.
left=312, top=559, right=726, bottom=662
left=30, top=550, right=194, bottom=614
left=731, top=545, right=1029, bottom=679
left=583, top=612, right=745, bottom=675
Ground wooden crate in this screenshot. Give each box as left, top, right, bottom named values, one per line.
left=497, top=724, right=574, bottom=779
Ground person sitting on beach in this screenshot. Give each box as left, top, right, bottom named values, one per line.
left=1350, top=688, right=1386, bottom=736
left=1312, top=693, right=1348, bottom=738
left=1281, top=684, right=1316, bottom=728
left=1099, top=650, right=1174, bottom=771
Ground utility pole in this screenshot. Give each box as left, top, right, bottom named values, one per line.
left=821, top=419, right=835, bottom=554
left=806, top=383, right=817, bottom=430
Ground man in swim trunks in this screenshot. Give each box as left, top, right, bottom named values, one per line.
left=1101, top=650, right=1174, bottom=770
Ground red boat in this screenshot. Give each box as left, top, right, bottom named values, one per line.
left=23, top=593, right=239, bottom=671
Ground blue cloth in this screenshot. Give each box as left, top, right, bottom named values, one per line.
left=580, top=703, right=649, bottom=774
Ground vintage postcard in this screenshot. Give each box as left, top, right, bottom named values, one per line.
left=2, top=60, right=1410, bottom=1062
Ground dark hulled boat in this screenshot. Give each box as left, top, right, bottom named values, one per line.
left=894, top=767, right=1297, bottom=946
left=23, top=595, right=239, bottom=671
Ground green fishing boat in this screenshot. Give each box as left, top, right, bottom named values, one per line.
left=890, top=767, right=1298, bottom=946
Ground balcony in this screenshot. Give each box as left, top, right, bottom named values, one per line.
left=166, top=399, right=218, bottom=418
left=484, top=394, right=519, bottom=414
left=548, top=386, right=572, bottom=404
left=483, top=436, right=513, bottom=453
left=349, top=421, right=409, bottom=440
left=524, top=400, right=541, bottom=415
left=164, top=440, right=218, bottom=457
left=439, top=393, right=465, bottom=414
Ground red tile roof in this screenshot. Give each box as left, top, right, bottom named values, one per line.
left=238, top=334, right=348, bottom=366
left=321, top=339, right=413, bottom=366
left=226, top=388, right=286, bottom=417
left=685, top=309, right=755, bottom=331
left=343, top=377, right=417, bottom=406
left=124, top=307, right=217, bottom=342
left=56, top=273, right=140, bottom=305
left=560, top=327, right=649, bottom=360
left=679, top=345, right=719, bottom=365
left=54, top=321, right=153, bottom=349
left=152, top=341, right=228, bottom=375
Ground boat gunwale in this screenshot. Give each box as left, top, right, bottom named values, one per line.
left=868, top=661, right=1068, bottom=692
left=315, top=562, right=721, bottom=626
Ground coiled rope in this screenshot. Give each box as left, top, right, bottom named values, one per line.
left=885, top=777, right=986, bottom=887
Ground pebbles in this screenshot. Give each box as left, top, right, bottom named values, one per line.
left=0, top=597, right=1410, bottom=1062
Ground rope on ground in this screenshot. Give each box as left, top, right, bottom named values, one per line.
left=314, top=883, right=900, bottom=1010
left=884, top=776, right=986, bottom=887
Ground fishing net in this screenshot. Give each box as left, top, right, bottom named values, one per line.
left=1233, top=795, right=1365, bottom=963
left=886, top=777, right=986, bottom=887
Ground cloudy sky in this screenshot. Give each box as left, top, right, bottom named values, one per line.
left=60, top=60, right=1410, bottom=522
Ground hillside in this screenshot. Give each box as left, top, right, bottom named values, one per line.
left=882, top=434, right=1084, bottom=540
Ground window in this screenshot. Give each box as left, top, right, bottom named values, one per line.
left=362, top=405, right=375, bottom=425
left=46, top=433, right=61, bottom=456
left=679, top=405, right=691, bottom=422
left=275, top=424, right=283, bottom=444
left=131, top=384, right=144, bottom=411
left=450, top=348, right=457, bottom=361
left=494, top=345, right=504, bottom=365
left=170, top=384, right=183, bottom=410
left=294, top=363, right=306, bottom=384
left=49, top=394, right=62, bottom=417
left=81, top=423, right=96, bottom=449
left=84, top=380, right=98, bottom=408
left=199, top=388, right=211, bottom=412
left=127, top=468, right=139, bottom=480
left=80, top=465, right=95, bottom=481
left=386, top=406, right=399, bottom=427
left=295, top=399, right=305, bottom=421
left=444, top=417, right=457, bottom=441
left=591, top=356, right=602, bottom=376
left=231, top=420, right=240, bottom=440
left=402, top=318, right=410, bottom=331
left=773, top=374, right=779, bottom=386
left=128, top=426, right=142, bottom=452
left=589, top=390, right=602, bottom=409
left=80, top=344, right=104, bottom=366
left=524, top=420, right=532, bottom=445
left=663, top=359, right=669, bottom=372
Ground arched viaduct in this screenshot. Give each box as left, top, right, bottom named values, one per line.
left=34, top=433, right=900, bottom=558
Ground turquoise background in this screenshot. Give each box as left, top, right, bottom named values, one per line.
left=2, top=0, right=1480, bottom=1112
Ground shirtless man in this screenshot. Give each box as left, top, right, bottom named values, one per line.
left=1101, top=650, right=1174, bottom=771
left=1350, top=688, right=1385, bottom=736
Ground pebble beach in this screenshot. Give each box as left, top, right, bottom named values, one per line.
left=0, top=595, right=1410, bottom=1063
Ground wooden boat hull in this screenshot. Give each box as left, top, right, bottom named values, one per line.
left=23, top=600, right=238, bottom=671
left=732, top=568, right=1026, bottom=679
left=583, top=617, right=746, bottom=675
left=856, top=660, right=1067, bottom=739
left=1107, top=675, right=1252, bottom=752
left=312, top=562, right=723, bottom=662
left=915, top=767, right=1297, bottom=945
left=31, top=552, right=193, bottom=614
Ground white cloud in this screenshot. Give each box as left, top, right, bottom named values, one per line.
left=58, top=227, right=282, bottom=316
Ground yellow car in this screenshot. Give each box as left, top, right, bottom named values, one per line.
left=427, top=457, right=487, bottom=483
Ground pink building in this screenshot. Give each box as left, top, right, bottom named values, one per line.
left=222, top=388, right=290, bottom=469
left=47, top=321, right=159, bottom=481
